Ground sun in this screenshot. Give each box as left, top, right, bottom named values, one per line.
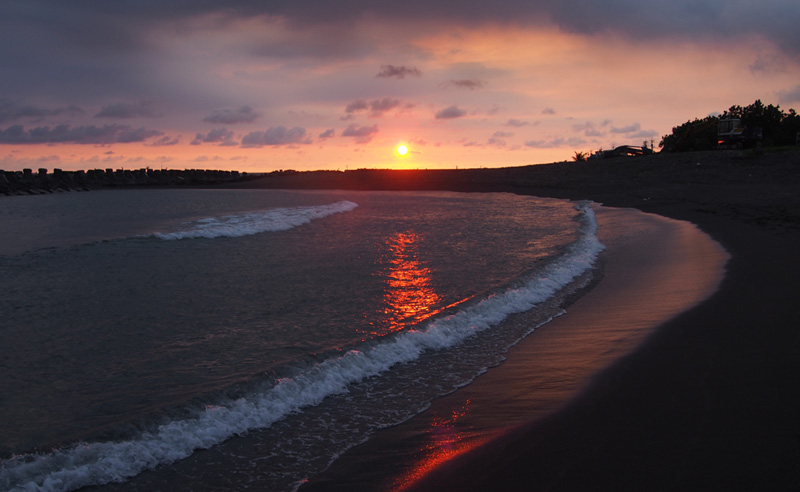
left=396, top=144, right=408, bottom=156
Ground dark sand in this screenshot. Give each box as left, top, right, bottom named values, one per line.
left=239, top=148, right=800, bottom=491
left=301, top=206, right=728, bottom=491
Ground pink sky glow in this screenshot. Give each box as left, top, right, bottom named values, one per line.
left=1, top=2, right=798, bottom=172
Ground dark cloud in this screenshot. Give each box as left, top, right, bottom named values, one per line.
left=1, top=0, right=796, bottom=121
left=573, top=121, right=610, bottom=137
left=341, top=124, right=379, bottom=143
left=345, top=100, right=369, bottom=113
left=95, top=101, right=160, bottom=119
left=779, top=85, right=800, bottom=104
left=319, top=128, right=335, bottom=138
left=435, top=105, right=467, bottom=119
left=345, top=98, right=402, bottom=117
left=203, top=106, right=260, bottom=125
left=610, top=122, right=641, bottom=134
left=542, top=107, right=555, bottom=115
left=369, top=98, right=401, bottom=115
left=504, top=119, right=529, bottom=127
left=148, top=135, right=180, bottom=146
left=192, top=128, right=238, bottom=146
left=2, top=1, right=798, bottom=80
left=446, top=79, right=484, bottom=90
left=240, top=126, right=311, bottom=147
left=0, top=124, right=163, bottom=144
left=524, top=136, right=588, bottom=148
left=493, top=131, right=514, bottom=138
left=376, top=65, right=422, bottom=79
left=0, top=100, right=84, bottom=123
left=629, top=129, right=659, bottom=139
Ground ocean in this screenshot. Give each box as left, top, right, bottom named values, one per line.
left=0, top=188, right=604, bottom=491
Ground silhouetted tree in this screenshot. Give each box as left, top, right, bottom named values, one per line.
left=721, top=99, right=786, bottom=146
left=659, top=116, right=719, bottom=152
left=660, top=99, right=799, bottom=151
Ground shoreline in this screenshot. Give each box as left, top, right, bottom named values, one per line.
left=8, top=149, right=798, bottom=490
left=399, top=220, right=800, bottom=490
left=301, top=205, right=729, bottom=491
left=271, top=149, right=800, bottom=490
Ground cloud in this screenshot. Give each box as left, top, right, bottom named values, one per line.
left=629, top=129, right=659, bottom=139
left=0, top=124, right=163, bottom=144
left=446, top=79, right=484, bottom=90
left=504, top=119, right=529, bottom=127
left=542, top=107, right=556, bottom=115
left=345, top=100, right=369, bottom=114
left=203, top=106, right=260, bottom=125
left=524, top=136, right=586, bottom=148
left=192, top=128, right=238, bottom=146
left=573, top=121, right=606, bottom=137
left=779, top=85, right=800, bottom=104
left=342, top=124, right=379, bottom=143
left=610, top=122, right=642, bottom=134
left=319, top=128, right=335, bottom=138
left=369, top=98, right=402, bottom=115
left=345, top=98, right=402, bottom=117
left=241, top=126, right=311, bottom=147
left=493, top=131, right=514, bottom=138
left=376, top=65, right=422, bottom=79
left=575, top=119, right=623, bottom=137
left=2, top=0, right=798, bottom=97
left=0, top=100, right=84, bottom=123
left=435, top=105, right=467, bottom=119
left=95, top=101, right=160, bottom=119
left=148, top=135, right=180, bottom=146
left=749, top=53, right=787, bottom=75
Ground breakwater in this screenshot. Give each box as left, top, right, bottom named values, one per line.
left=0, top=167, right=255, bottom=196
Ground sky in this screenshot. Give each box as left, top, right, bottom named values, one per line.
left=1, top=0, right=799, bottom=172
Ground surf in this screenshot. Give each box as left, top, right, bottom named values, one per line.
left=0, top=201, right=602, bottom=492
left=151, top=200, right=359, bottom=240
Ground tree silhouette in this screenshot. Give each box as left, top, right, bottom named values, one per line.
left=660, top=99, right=798, bottom=152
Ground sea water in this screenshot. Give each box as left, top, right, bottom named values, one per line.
left=0, top=188, right=603, bottom=491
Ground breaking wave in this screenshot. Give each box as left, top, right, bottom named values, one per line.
left=0, top=202, right=602, bottom=492
left=152, top=200, right=359, bottom=240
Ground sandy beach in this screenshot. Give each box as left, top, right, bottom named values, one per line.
left=237, top=148, right=800, bottom=491
left=301, top=206, right=729, bottom=491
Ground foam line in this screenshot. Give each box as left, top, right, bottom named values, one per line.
left=153, top=200, right=359, bottom=240
left=1, top=202, right=603, bottom=492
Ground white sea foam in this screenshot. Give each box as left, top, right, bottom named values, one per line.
left=0, top=202, right=603, bottom=492
left=152, top=200, right=359, bottom=240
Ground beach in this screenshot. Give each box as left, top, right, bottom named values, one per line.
left=301, top=206, right=729, bottom=491
left=3, top=148, right=797, bottom=491
left=237, top=148, right=800, bottom=490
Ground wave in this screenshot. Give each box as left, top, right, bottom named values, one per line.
left=152, top=200, right=359, bottom=240
left=0, top=202, right=603, bottom=492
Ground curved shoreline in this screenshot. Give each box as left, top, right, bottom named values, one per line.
left=301, top=205, right=729, bottom=491
left=290, top=149, right=800, bottom=490
left=405, top=197, right=800, bottom=487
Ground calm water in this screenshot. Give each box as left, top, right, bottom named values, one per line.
left=0, top=189, right=603, bottom=491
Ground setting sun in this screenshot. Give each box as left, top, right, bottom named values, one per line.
left=396, top=145, right=408, bottom=156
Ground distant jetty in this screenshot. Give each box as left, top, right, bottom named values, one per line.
left=0, top=167, right=256, bottom=196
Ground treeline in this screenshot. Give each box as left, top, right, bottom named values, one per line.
left=660, top=99, right=800, bottom=152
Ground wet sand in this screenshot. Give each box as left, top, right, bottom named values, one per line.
left=301, top=206, right=729, bottom=491
left=241, top=148, right=800, bottom=491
